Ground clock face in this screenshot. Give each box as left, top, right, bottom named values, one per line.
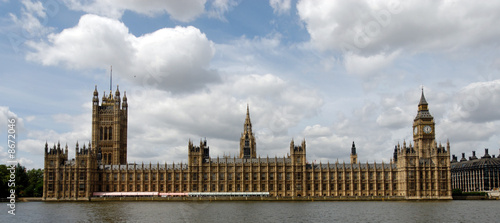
left=413, top=127, right=418, bottom=135
left=423, top=125, right=432, bottom=134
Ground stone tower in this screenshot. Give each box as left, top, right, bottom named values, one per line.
left=412, top=90, right=435, bottom=158
left=43, top=142, right=68, bottom=199
left=350, top=141, right=358, bottom=164
left=91, top=85, right=128, bottom=165
left=290, top=139, right=306, bottom=165
left=395, top=90, right=452, bottom=199
left=240, top=105, right=256, bottom=159
left=188, top=138, right=210, bottom=166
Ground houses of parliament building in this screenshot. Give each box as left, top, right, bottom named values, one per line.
left=42, top=86, right=452, bottom=200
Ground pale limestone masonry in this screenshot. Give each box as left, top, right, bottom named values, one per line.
left=43, top=87, right=452, bottom=200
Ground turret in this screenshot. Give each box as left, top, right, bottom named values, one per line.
left=93, top=85, right=99, bottom=105
left=188, top=138, right=210, bottom=165
left=114, top=85, right=120, bottom=107
left=446, top=139, right=450, bottom=153
left=350, top=141, right=358, bottom=163
left=393, top=146, right=398, bottom=162
left=122, top=91, right=128, bottom=110
left=290, top=139, right=306, bottom=165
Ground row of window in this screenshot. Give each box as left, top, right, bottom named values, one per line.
left=67, top=182, right=400, bottom=193
left=95, top=172, right=399, bottom=181
left=407, top=182, right=447, bottom=190
left=48, top=171, right=401, bottom=184
left=48, top=172, right=86, bottom=181
left=407, top=170, right=448, bottom=179
left=189, top=165, right=395, bottom=173
left=47, top=184, right=85, bottom=192
left=99, top=127, right=112, bottom=140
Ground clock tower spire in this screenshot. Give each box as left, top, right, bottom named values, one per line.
left=413, top=89, right=435, bottom=158
left=396, top=89, right=452, bottom=199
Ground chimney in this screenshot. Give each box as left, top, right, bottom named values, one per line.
left=451, top=155, right=458, bottom=163
left=482, top=148, right=491, bottom=159
left=460, top=153, right=467, bottom=162
left=470, top=151, right=477, bottom=160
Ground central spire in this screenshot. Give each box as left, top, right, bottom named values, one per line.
left=244, top=104, right=252, bottom=133
left=240, top=104, right=256, bottom=159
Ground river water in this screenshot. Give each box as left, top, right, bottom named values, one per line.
left=4, top=200, right=500, bottom=222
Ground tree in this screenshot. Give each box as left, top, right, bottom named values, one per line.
left=0, top=164, right=44, bottom=198
left=26, top=168, right=44, bottom=197
left=15, top=163, right=29, bottom=197
left=0, top=165, right=10, bottom=198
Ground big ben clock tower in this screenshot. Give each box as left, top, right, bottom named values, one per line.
left=412, top=90, right=435, bottom=159
left=396, top=89, right=452, bottom=199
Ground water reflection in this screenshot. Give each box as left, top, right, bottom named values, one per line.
left=7, top=200, right=499, bottom=222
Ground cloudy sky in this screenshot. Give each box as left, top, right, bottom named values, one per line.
left=1, top=0, right=500, bottom=169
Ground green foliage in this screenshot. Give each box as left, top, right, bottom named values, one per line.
left=462, top=191, right=487, bottom=196
left=452, top=188, right=487, bottom=196
left=0, top=165, right=10, bottom=198
left=26, top=168, right=44, bottom=197
left=15, top=163, right=28, bottom=196
left=0, top=164, right=44, bottom=197
left=452, top=188, right=462, bottom=196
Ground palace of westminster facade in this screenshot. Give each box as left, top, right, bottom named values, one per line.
left=43, top=86, right=452, bottom=200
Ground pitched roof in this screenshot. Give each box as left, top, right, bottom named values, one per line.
left=419, top=90, right=428, bottom=106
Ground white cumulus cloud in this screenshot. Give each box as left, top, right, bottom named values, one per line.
left=9, top=0, right=54, bottom=38
left=26, top=14, right=219, bottom=93
left=297, top=0, right=500, bottom=55
left=344, top=51, right=399, bottom=76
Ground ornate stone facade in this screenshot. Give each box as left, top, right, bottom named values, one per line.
left=92, top=85, right=128, bottom=165
left=42, top=87, right=452, bottom=200
left=393, top=91, right=452, bottom=198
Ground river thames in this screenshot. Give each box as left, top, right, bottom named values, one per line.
left=5, top=200, right=500, bottom=222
